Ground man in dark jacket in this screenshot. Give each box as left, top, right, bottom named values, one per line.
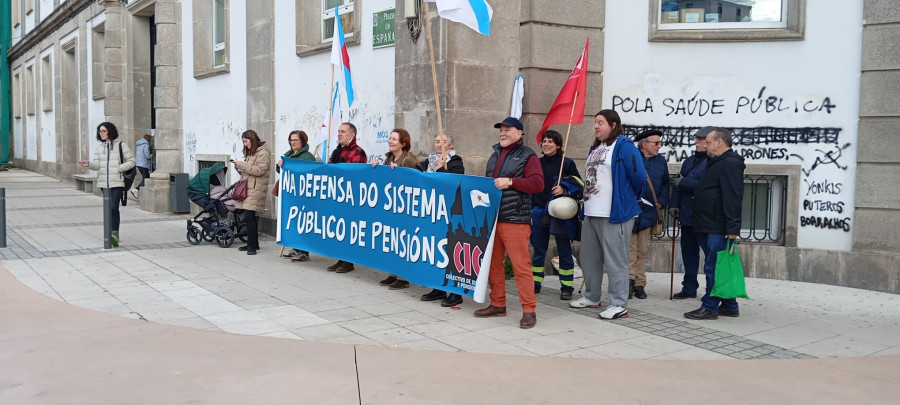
left=628, top=129, right=670, bottom=299
left=475, top=117, right=544, bottom=329
left=326, top=122, right=367, bottom=273
left=672, top=126, right=713, bottom=299
left=685, top=128, right=745, bottom=320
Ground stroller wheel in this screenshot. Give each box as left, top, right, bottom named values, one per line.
left=186, top=225, right=202, bottom=245
left=201, top=229, right=215, bottom=242
left=215, top=227, right=235, bottom=248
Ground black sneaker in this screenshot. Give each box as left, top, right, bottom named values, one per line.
left=718, top=308, right=740, bottom=317
left=672, top=291, right=697, bottom=300
left=684, top=308, right=718, bottom=320
left=534, top=283, right=542, bottom=294
left=560, top=289, right=573, bottom=301
left=421, top=289, right=447, bottom=301
left=633, top=286, right=647, bottom=299
left=441, top=293, right=463, bottom=307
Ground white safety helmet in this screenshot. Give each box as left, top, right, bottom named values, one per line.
left=548, top=196, right=579, bottom=220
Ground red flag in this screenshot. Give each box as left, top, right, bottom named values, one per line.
left=536, top=38, right=590, bottom=143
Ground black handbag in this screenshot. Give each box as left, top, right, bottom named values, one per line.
left=119, top=142, right=137, bottom=206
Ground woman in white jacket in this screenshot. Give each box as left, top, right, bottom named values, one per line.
left=77, top=122, right=136, bottom=247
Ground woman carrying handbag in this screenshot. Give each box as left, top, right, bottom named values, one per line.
left=231, top=130, right=271, bottom=255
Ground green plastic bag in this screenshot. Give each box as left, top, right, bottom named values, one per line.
left=711, top=239, right=749, bottom=299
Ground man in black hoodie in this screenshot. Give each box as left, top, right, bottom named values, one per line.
left=684, top=128, right=745, bottom=320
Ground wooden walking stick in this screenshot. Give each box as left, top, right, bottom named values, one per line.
left=670, top=210, right=679, bottom=300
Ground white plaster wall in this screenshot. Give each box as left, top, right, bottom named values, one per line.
left=181, top=0, right=248, bottom=177
left=603, top=0, right=862, bottom=251
left=39, top=0, right=54, bottom=21
left=273, top=0, right=396, bottom=163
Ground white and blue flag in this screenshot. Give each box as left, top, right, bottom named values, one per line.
left=428, top=0, right=493, bottom=36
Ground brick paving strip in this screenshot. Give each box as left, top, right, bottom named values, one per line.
left=522, top=280, right=816, bottom=360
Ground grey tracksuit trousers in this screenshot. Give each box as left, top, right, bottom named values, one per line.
left=580, top=216, right=634, bottom=307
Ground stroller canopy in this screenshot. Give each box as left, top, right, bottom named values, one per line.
left=187, top=162, right=227, bottom=195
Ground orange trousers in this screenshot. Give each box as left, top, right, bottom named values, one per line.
left=488, top=222, right=537, bottom=313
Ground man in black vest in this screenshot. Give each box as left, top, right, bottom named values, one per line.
left=475, top=117, right=544, bottom=329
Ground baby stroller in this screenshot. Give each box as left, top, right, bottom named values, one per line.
left=185, top=162, right=246, bottom=248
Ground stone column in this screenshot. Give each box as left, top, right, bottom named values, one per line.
left=102, top=0, right=126, bottom=126
left=141, top=0, right=183, bottom=213
left=245, top=1, right=276, bottom=231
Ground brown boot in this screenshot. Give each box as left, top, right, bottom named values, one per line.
left=335, top=262, right=355, bottom=273
left=388, top=279, right=410, bottom=290
left=520, top=312, right=536, bottom=329
left=327, top=260, right=344, bottom=271
left=379, top=275, right=398, bottom=286
left=474, top=305, right=506, bottom=318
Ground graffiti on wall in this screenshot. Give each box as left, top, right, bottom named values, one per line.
left=613, top=86, right=854, bottom=239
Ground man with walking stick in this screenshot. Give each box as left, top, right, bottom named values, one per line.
left=671, top=127, right=713, bottom=300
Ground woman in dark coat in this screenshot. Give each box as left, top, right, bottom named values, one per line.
left=417, top=134, right=467, bottom=307
left=279, top=130, right=316, bottom=262
left=530, top=130, right=582, bottom=301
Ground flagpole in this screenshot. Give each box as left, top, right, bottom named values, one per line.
left=421, top=0, right=449, bottom=167
left=323, top=66, right=336, bottom=162
left=556, top=89, right=580, bottom=187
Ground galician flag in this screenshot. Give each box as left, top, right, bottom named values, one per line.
left=470, top=190, right=491, bottom=208
left=427, top=0, right=493, bottom=36
left=329, top=7, right=355, bottom=106
left=536, top=38, right=590, bottom=143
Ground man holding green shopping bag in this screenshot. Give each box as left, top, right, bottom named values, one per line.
left=684, top=128, right=745, bottom=320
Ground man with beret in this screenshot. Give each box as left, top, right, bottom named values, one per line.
left=671, top=127, right=714, bottom=299
left=628, top=129, right=670, bottom=299
left=475, top=117, right=544, bottom=329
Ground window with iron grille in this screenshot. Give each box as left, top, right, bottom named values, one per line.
left=655, top=173, right=787, bottom=245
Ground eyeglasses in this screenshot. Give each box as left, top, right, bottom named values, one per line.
left=647, top=141, right=661, bottom=145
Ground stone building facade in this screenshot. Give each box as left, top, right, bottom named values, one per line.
left=4, top=0, right=898, bottom=293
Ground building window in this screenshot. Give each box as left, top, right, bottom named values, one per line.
left=321, top=0, right=355, bottom=42
left=25, top=65, right=35, bottom=116
left=741, top=175, right=786, bottom=243
left=41, top=54, right=52, bottom=112
left=649, top=0, right=806, bottom=42
left=213, top=0, right=227, bottom=68
left=193, top=0, right=229, bottom=78
left=297, top=0, right=361, bottom=57
left=91, top=24, right=106, bottom=100
left=656, top=172, right=792, bottom=245
left=13, top=72, right=21, bottom=119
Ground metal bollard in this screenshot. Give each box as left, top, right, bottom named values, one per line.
left=102, top=188, right=112, bottom=249
left=0, top=188, right=6, bottom=248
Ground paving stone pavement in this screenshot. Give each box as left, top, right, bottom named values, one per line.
left=2, top=168, right=899, bottom=361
